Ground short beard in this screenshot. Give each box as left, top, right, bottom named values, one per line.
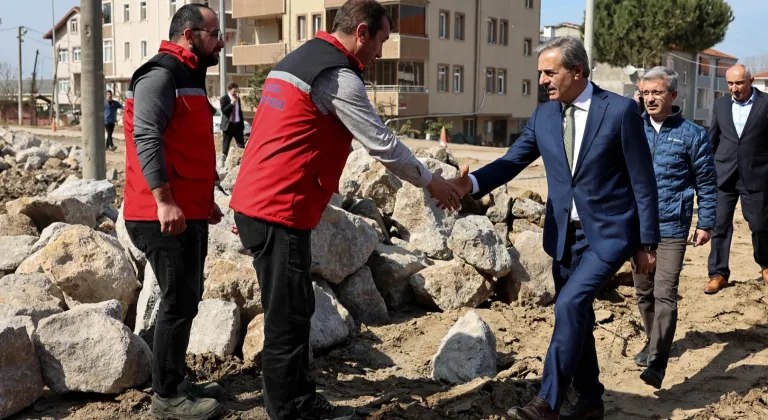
left=191, top=39, right=219, bottom=68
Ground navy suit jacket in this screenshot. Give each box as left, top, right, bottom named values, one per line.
left=473, top=83, right=660, bottom=263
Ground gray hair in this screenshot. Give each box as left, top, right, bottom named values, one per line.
left=535, top=36, right=590, bottom=78
left=640, top=66, right=679, bottom=91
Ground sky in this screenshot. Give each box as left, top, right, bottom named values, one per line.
left=1, top=0, right=766, bottom=80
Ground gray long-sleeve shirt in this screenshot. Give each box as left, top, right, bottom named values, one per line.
left=132, top=65, right=432, bottom=191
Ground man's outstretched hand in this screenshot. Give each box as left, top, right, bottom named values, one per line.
left=451, top=165, right=473, bottom=197
left=426, top=169, right=462, bottom=211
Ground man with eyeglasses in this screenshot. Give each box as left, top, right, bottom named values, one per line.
left=631, top=67, right=716, bottom=389
left=122, top=4, right=226, bottom=419
left=707, top=64, right=768, bottom=293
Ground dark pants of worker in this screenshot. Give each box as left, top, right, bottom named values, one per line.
left=708, top=172, right=768, bottom=280
left=105, top=123, right=115, bottom=149
left=234, top=212, right=315, bottom=420
left=539, top=225, right=625, bottom=410
left=222, top=125, right=245, bottom=158
left=633, top=238, right=687, bottom=370
left=125, top=220, right=208, bottom=397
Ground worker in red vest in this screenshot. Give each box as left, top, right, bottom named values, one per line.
left=122, top=4, right=225, bottom=420
left=229, top=1, right=462, bottom=418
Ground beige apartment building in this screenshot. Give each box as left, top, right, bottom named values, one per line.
left=232, top=0, right=541, bottom=146
left=44, top=7, right=83, bottom=114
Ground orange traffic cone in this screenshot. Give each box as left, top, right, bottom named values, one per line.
left=51, top=119, right=57, bottom=132
left=439, top=126, right=448, bottom=148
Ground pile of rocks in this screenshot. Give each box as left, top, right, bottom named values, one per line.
left=0, top=128, right=558, bottom=417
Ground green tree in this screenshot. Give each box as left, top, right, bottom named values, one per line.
left=592, top=0, right=733, bottom=67
left=242, top=65, right=273, bottom=108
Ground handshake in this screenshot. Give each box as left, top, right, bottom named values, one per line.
left=426, top=164, right=472, bottom=211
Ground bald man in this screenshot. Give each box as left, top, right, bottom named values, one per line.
left=706, top=64, right=768, bottom=293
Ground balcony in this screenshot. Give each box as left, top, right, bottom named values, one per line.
left=233, top=0, right=284, bottom=19
left=233, top=43, right=286, bottom=66
left=381, top=35, right=430, bottom=61
left=366, top=85, right=428, bottom=117
left=696, top=74, right=711, bottom=87
left=694, top=108, right=711, bottom=121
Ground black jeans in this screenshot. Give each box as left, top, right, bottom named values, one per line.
left=234, top=212, right=315, bottom=420
left=125, top=220, right=209, bottom=397
left=105, top=123, right=116, bottom=148
left=222, top=125, right=245, bottom=158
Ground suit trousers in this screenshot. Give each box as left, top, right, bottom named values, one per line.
left=633, top=238, right=687, bottom=369
left=708, top=172, right=768, bottom=279
left=222, top=124, right=245, bottom=158
left=539, top=226, right=625, bottom=410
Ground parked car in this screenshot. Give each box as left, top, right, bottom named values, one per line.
left=212, top=108, right=251, bottom=136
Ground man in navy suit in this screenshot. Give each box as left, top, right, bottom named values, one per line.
left=452, top=36, right=660, bottom=419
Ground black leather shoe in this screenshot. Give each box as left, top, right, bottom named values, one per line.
left=634, top=341, right=650, bottom=367
left=640, top=366, right=665, bottom=389
left=561, top=400, right=604, bottom=420
left=507, top=397, right=559, bottom=420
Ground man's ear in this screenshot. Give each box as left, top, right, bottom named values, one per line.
left=355, top=23, right=369, bottom=41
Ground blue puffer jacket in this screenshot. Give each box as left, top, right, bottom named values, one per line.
left=643, top=106, right=717, bottom=239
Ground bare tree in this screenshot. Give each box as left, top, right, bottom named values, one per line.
left=0, top=62, right=18, bottom=100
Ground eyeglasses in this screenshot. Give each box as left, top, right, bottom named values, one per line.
left=190, top=28, right=225, bottom=42
left=638, top=90, right=672, bottom=98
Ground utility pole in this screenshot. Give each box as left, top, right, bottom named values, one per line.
left=51, top=0, right=59, bottom=130
left=31, top=50, right=39, bottom=126
left=584, top=0, right=595, bottom=81
left=219, top=0, right=227, bottom=98
left=81, top=0, right=106, bottom=180
left=17, top=26, right=24, bottom=125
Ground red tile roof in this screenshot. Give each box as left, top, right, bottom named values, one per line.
left=754, top=71, right=768, bottom=78
left=700, top=48, right=738, bottom=60
left=43, top=7, right=80, bottom=40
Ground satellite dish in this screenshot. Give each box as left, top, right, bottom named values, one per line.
left=623, top=65, right=637, bottom=76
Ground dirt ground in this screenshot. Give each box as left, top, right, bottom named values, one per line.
left=7, top=126, right=768, bottom=419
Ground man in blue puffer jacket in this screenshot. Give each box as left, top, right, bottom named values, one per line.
left=631, top=66, right=717, bottom=389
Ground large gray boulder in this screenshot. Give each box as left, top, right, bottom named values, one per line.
left=187, top=300, right=241, bottom=357
left=409, top=260, right=493, bottom=311
left=0, top=316, right=45, bottom=419
left=366, top=243, right=430, bottom=310
left=203, top=252, right=262, bottom=325
left=334, top=266, right=389, bottom=326
left=447, top=216, right=512, bottom=278
left=485, top=185, right=512, bottom=224
left=509, top=231, right=555, bottom=306
left=49, top=178, right=117, bottom=218
left=0, top=213, right=38, bottom=236
left=432, top=310, right=497, bottom=384
left=115, top=203, right=147, bottom=272
left=310, top=279, right=355, bottom=350
left=511, top=198, right=546, bottom=224
left=339, top=149, right=403, bottom=215
left=34, top=300, right=152, bottom=394
left=0, top=274, right=67, bottom=323
left=311, top=205, right=378, bottom=283
left=134, top=264, right=161, bottom=348
left=0, top=235, right=38, bottom=274
left=6, top=196, right=97, bottom=230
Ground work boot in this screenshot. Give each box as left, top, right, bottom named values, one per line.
left=641, top=357, right=667, bottom=389
left=705, top=275, right=727, bottom=294
left=150, top=384, right=220, bottom=420
left=561, top=399, right=604, bottom=420
left=634, top=341, right=650, bottom=367
left=507, top=397, right=559, bottom=420
left=300, top=393, right=356, bottom=420
left=180, top=376, right=225, bottom=400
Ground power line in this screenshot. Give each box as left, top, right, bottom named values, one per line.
left=666, top=52, right=738, bottom=70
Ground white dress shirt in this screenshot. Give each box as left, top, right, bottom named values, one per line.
left=732, top=88, right=756, bottom=138
left=469, top=83, right=593, bottom=221
left=228, top=93, right=240, bottom=123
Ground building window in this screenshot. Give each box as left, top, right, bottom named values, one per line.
left=438, top=65, right=448, bottom=92
left=140, top=2, right=147, bottom=20
left=500, top=20, right=509, bottom=46
left=70, top=18, right=78, bottom=34
left=170, top=0, right=177, bottom=16
left=141, top=41, right=148, bottom=58
left=524, top=38, right=532, bottom=56
left=103, top=40, right=113, bottom=63
left=102, top=2, right=112, bottom=25
left=486, top=68, right=495, bottom=93
left=73, top=47, right=81, bottom=62
left=439, top=11, right=449, bottom=39
left=453, top=66, right=463, bottom=93
left=124, top=42, right=131, bottom=60
left=58, top=78, right=70, bottom=94
left=123, top=3, right=130, bottom=22
left=277, top=18, right=284, bottom=42
left=497, top=69, right=506, bottom=94
left=488, top=18, right=497, bottom=44
left=526, top=0, right=534, bottom=8
left=58, top=49, right=69, bottom=64
left=297, top=16, right=307, bottom=41
left=463, top=118, right=476, bottom=138
left=313, top=14, right=322, bottom=37
left=683, top=68, right=688, bottom=84
left=523, top=79, right=531, bottom=96
left=454, top=13, right=465, bottom=40
left=698, top=56, right=710, bottom=76
left=399, top=5, right=426, bottom=37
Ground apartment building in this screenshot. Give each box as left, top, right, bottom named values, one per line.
left=43, top=7, right=82, bottom=113
left=232, top=0, right=541, bottom=146
left=754, top=71, right=768, bottom=92
left=542, top=23, right=738, bottom=129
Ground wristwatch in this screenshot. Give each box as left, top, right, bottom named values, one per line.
left=641, top=243, right=658, bottom=252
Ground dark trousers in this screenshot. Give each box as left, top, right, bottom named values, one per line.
left=222, top=125, right=245, bottom=158
left=105, top=123, right=116, bottom=149
left=234, top=212, right=315, bottom=420
left=125, top=220, right=209, bottom=397
left=539, top=226, right=625, bottom=410
left=708, top=172, right=768, bottom=279
left=633, top=238, right=687, bottom=369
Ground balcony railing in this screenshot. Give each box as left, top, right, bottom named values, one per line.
left=365, top=85, right=427, bottom=93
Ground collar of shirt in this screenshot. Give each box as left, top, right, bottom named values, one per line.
left=732, top=87, right=756, bottom=106
left=314, top=31, right=366, bottom=73
left=562, top=82, right=593, bottom=113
